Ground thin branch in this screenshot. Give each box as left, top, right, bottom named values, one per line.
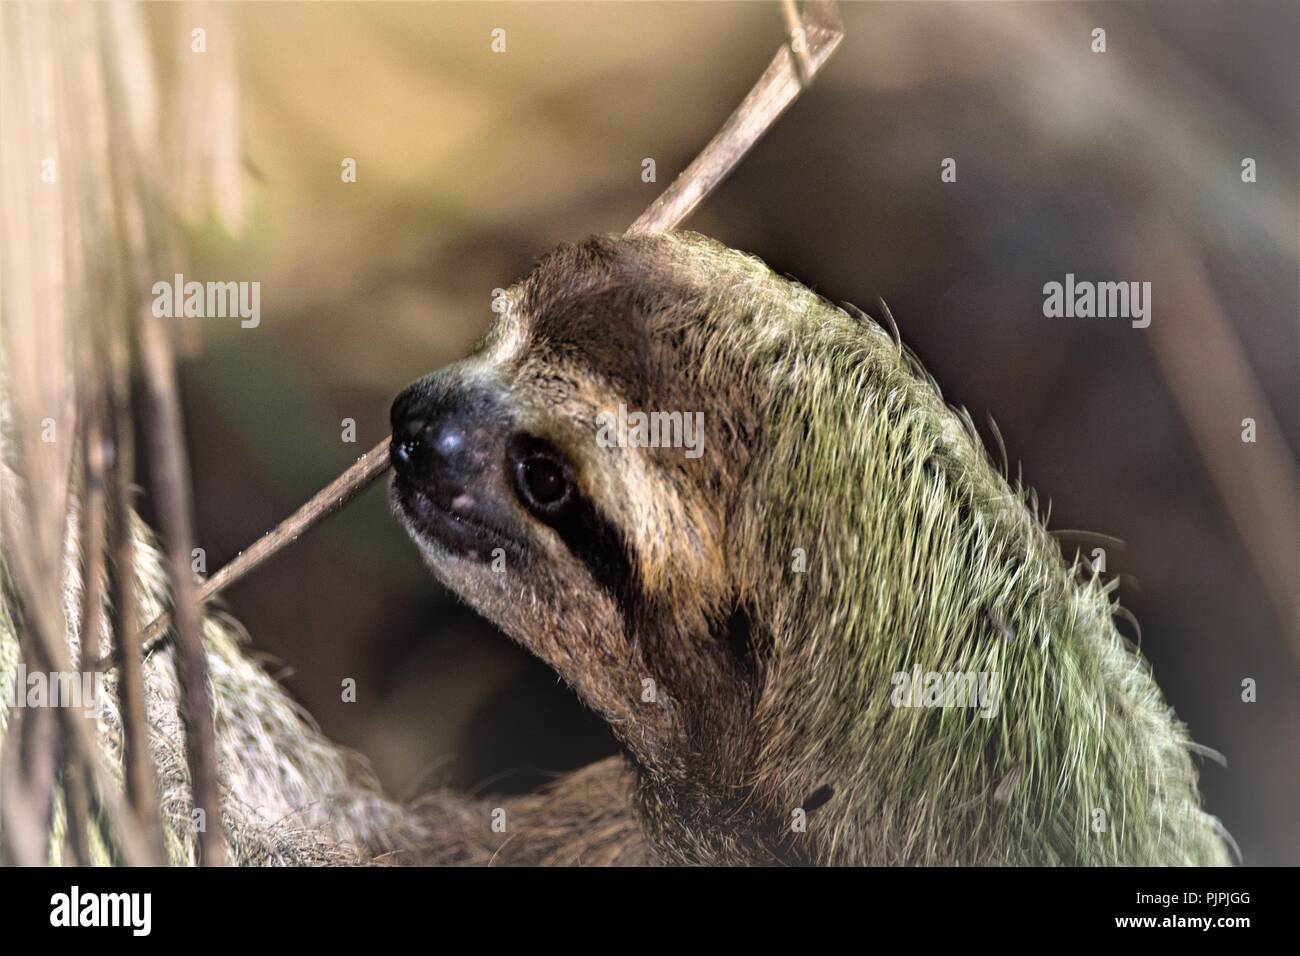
left=76, top=388, right=108, bottom=671
left=781, top=0, right=816, bottom=87
left=63, top=374, right=110, bottom=867
left=95, top=1, right=225, bottom=865
left=135, top=304, right=228, bottom=866
left=628, top=0, right=844, bottom=235
left=135, top=437, right=394, bottom=658
left=105, top=356, right=166, bottom=860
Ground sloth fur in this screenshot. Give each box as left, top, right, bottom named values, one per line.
left=0, top=231, right=1229, bottom=866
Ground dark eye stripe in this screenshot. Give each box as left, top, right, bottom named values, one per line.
left=508, top=433, right=639, bottom=617
left=544, top=491, right=639, bottom=619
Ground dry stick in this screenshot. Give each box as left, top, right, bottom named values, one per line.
left=77, top=389, right=108, bottom=672
left=90, top=6, right=170, bottom=863
left=781, top=0, right=816, bottom=87
left=137, top=438, right=394, bottom=657
left=64, top=385, right=110, bottom=866
left=93, top=3, right=225, bottom=865
left=105, top=358, right=167, bottom=863
left=135, top=1, right=844, bottom=652
left=134, top=314, right=228, bottom=868
left=0, top=662, right=58, bottom=866
left=59, top=749, right=95, bottom=867
left=628, top=0, right=843, bottom=235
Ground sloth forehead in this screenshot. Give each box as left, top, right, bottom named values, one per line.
left=496, top=230, right=807, bottom=366
left=490, top=248, right=674, bottom=405
left=482, top=230, right=818, bottom=421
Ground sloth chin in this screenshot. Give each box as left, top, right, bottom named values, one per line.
left=390, top=477, right=527, bottom=565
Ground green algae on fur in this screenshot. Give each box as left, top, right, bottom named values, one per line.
left=647, top=232, right=1232, bottom=864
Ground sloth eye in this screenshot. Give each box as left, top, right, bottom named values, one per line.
left=508, top=435, right=574, bottom=515
left=520, top=457, right=568, bottom=507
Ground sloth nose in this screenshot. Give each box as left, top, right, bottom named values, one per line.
left=391, top=408, right=469, bottom=477
left=389, top=384, right=491, bottom=499
left=390, top=377, right=522, bottom=557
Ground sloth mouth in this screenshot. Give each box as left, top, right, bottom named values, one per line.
left=392, top=478, right=527, bottom=562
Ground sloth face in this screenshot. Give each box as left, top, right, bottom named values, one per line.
left=389, top=233, right=763, bottom=771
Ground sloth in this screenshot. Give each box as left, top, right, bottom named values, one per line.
left=0, top=231, right=1230, bottom=866
left=388, top=230, right=1231, bottom=866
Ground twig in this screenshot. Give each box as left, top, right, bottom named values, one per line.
left=104, top=353, right=166, bottom=860
left=628, top=0, right=843, bottom=235
left=95, top=1, right=226, bottom=864
left=133, top=2, right=844, bottom=652
left=64, top=365, right=110, bottom=867
left=59, top=760, right=94, bottom=867
left=0, top=661, right=58, bottom=866
left=135, top=438, right=394, bottom=658
left=135, top=303, right=228, bottom=867
left=76, top=386, right=108, bottom=671
left=781, top=0, right=815, bottom=87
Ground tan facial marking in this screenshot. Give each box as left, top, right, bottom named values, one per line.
left=530, top=367, right=727, bottom=606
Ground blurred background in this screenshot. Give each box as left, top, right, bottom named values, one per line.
left=121, top=2, right=1297, bottom=861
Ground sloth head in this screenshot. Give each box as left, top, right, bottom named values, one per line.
left=389, top=230, right=865, bottom=834
left=390, top=234, right=770, bottom=774
left=390, top=231, right=978, bottom=860
left=389, top=231, right=1226, bottom=866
